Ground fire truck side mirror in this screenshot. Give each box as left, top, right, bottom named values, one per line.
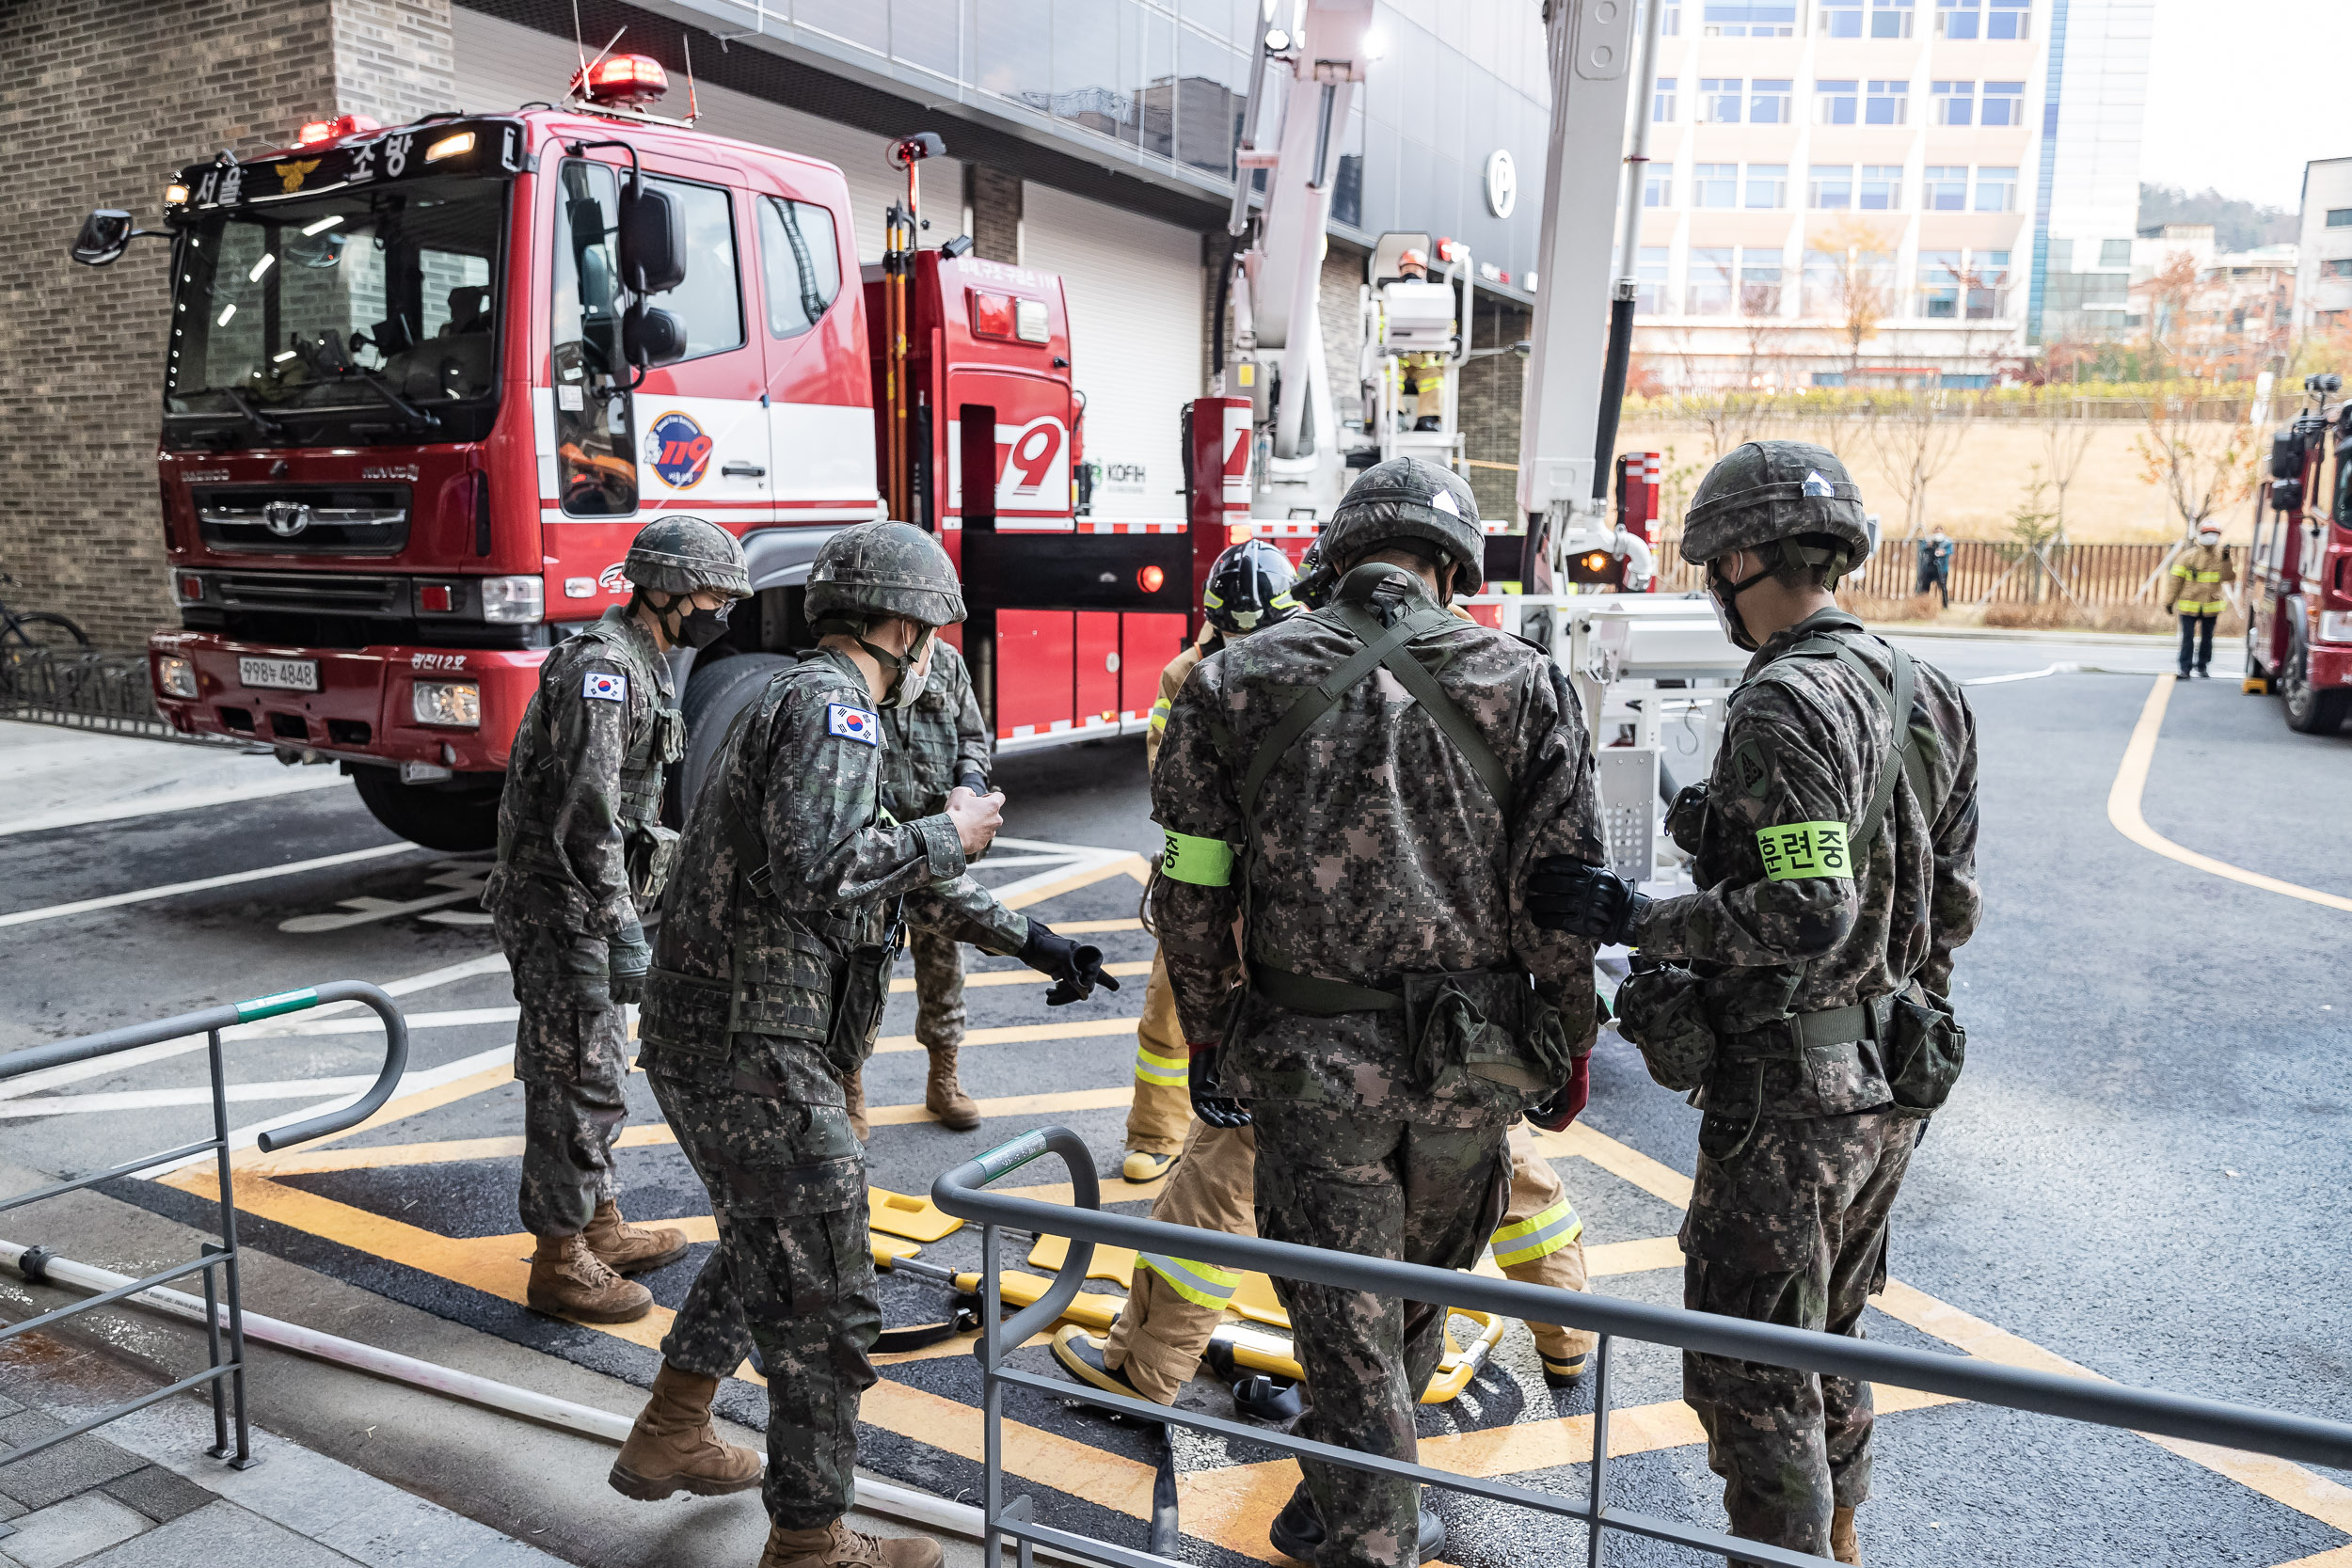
left=617, top=182, right=686, bottom=296
left=70, top=209, right=136, bottom=267
left=624, top=305, right=687, bottom=368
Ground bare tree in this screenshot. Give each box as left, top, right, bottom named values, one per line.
left=1809, top=216, right=1895, bottom=381
left=1864, top=388, right=1977, bottom=538
left=2039, top=394, right=2099, bottom=544
left=2134, top=395, right=2257, bottom=533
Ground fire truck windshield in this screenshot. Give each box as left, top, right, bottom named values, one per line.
left=166, top=175, right=507, bottom=447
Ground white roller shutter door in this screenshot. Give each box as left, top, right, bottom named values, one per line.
left=450, top=8, right=959, bottom=263
left=1020, top=183, right=1203, bottom=521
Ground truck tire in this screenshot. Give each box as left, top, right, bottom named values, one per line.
left=350, top=766, right=502, bottom=852
left=677, top=652, right=795, bottom=822
left=2280, top=638, right=2352, bottom=735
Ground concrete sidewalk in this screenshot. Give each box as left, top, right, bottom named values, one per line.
left=0, top=721, right=342, bottom=837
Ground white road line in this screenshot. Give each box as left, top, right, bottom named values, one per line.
left=0, top=843, right=419, bottom=928
left=0, top=771, right=347, bottom=839
left=0, top=1076, right=386, bottom=1117
left=140, top=1043, right=516, bottom=1176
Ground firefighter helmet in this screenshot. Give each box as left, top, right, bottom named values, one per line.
left=805, top=521, right=966, bottom=628
left=1202, top=540, right=1302, bottom=635
left=623, top=515, right=751, bottom=599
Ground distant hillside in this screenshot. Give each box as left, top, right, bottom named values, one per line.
left=2138, top=182, right=2297, bottom=252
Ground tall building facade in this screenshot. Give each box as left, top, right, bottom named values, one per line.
left=1628, top=0, right=2150, bottom=388
left=2294, top=157, right=2352, bottom=339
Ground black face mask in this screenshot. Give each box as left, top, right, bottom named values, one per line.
left=675, top=600, right=732, bottom=649
left=1706, top=559, right=1775, bottom=653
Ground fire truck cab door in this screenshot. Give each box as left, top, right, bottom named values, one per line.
left=746, top=176, right=874, bottom=530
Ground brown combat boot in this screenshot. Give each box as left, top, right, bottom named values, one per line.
left=584, top=1199, right=690, bottom=1275
left=758, top=1518, right=943, bottom=1568
left=845, top=1070, right=870, bottom=1140
left=609, top=1361, right=762, bottom=1500
left=527, top=1232, right=652, bottom=1323
left=924, top=1043, right=980, bottom=1132
left=1831, top=1505, right=1861, bottom=1564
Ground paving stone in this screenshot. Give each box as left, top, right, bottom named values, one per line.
left=0, top=1413, right=150, bottom=1511
left=0, top=1492, right=151, bottom=1568
left=79, top=1500, right=360, bottom=1568
left=101, top=1465, right=216, bottom=1525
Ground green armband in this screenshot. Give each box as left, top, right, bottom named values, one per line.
left=1161, top=830, right=1235, bottom=886
left=1756, top=821, right=1852, bottom=881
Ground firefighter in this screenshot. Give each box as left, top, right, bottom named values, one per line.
left=484, top=515, right=748, bottom=1324
left=2164, top=523, right=2232, bottom=678
left=1395, top=246, right=1429, bottom=281
left=1122, top=539, right=1302, bottom=1183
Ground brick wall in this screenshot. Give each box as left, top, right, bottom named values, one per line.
left=0, top=0, right=453, bottom=651
left=966, top=166, right=1022, bottom=265
left=1460, top=293, right=1532, bottom=523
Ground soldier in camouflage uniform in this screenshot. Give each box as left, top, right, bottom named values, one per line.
left=613, top=522, right=1116, bottom=1568
left=1529, top=441, right=1981, bottom=1566
left=1152, top=459, right=1605, bottom=1567
left=867, top=637, right=993, bottom=1133
left=485, top=515, right=749, bottom=1323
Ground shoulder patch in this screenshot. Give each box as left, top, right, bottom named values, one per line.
left=1730, top=736, right=1774, bottom=800
left=826, top=703, right=880, bottom=745
left=582, top=671, right=628, bottom=702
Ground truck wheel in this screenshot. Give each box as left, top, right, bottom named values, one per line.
left=350, top=766, right=502, bottom=851
left=2281, top=643, right=2352, bottom=735
left=678, top=652, right=795, bottom=821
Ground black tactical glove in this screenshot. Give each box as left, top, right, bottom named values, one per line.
left=954, top=768, right=989, bottom=796
left=1188, top=1039, right=1252, bottom=1129
left=1526, top=856, right=1651, bottom=946
left=608, top=917, right=653, bottom=1006
left=1018, top=918, right=1121, bottom=1006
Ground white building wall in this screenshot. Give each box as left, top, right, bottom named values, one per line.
left=2296, top=159, right=2352, bottom=334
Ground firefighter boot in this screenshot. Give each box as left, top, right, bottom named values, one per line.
left=1832, top=1506, right=1861, bottom=1564
left=925, top=1043, right=980, bottom=1132
left=758, top=1519, right=943, bottom=1568
left=585, top=1199, right=690, bottom=1275
left=1121, top=1148, right=1177, bottom=1183
left=846, top=1069, right=870, bottom=1140
left=608, top=1362, right=762, bottom=1499
left=527, top=1233, right=652, bottom=1323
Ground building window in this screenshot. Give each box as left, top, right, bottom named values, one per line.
left=1646, top=167, right=1676, bottom=207
left=1655, top=77, right=1678, bottom=122
left=1690, top=248, right=1736, bottom=314
left=1966, top=250, right=2011, bottom=318
left=1661, top=2, right=1684, bottom=36
left=1810, top=164, right=1854, bottom=209
left=1750, top=79, right=1793, bottom=124
left=1974, top=166, right=2018, bottom=212
left=1937, top=0, right=1980, bottom=38
left=2100, top=238, right=2132, bottom=267
left=1867, top=80, right=1908, bottom=125
left=2325, top=259, right=2352, bottom=278
left=1988, top=0, right=2029, bottom=38
left=1705, top=0, right=1797, bottom=35
left=1872, top=0, right=1915, bottom=38
left=1933, top=80, right=1975, bottom=125
left=2328, top=210, right=2352, bottom=229
left=1859, top=164, right=1903, bottom=209
left=1803, top=248, right=1891, bottom=316
left=1638, top=246, right=1674, bottom=313
left=1924, top=165, right=1969, bottom=210
left=1820, top=0, right=1863, bottom=35
left=1746, top=163, right=1789, bottom=209
left=1981, top=80, right=2025, bottom=126
left=1817, top=80, right=1858, bottom=124
left=1741, top=255, right=1785, bottom=314
left=1917, top=249, right=1963, bottom=318
left=1701, top=78, right=1744, bottom=124
left=1693, top=163, right=1740, bottom=208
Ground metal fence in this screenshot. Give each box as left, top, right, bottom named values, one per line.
left=0, top=983, right=410, bottom=1467
left=1654, top=534, right=2177, bottom=606
left=0, top=646, right=237, bottom=745
left=933, top=1125, right=2352, bottom=1568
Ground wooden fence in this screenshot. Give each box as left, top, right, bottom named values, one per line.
left=1653, top=534, right=2178, bottom=605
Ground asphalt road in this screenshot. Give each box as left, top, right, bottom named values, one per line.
left=2, top=628, right=2348, bottom=1568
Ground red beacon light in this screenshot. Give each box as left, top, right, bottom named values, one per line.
left=574, top=53, right=670, bottom=106
left=293, top=113, right=380, bottom=148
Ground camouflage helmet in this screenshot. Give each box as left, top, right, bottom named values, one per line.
left=1679, top=440, right=1871, bottom=570
left=623, top=515, right=751, bottom=598
left=805, top=520, right=966, bottom=627
left=1319, top=457, right=1486, bottom=594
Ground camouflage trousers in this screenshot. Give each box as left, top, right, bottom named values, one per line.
left=1680, top=1107, right=1917, bottom=1560
left=907, top=927, right=965, bottom=1051
left=499, top=918, right=628, bottom=1239
left=1254, top=1103, right=1512, bottom=1568
left=649, top=1058, right=879, bottom=1530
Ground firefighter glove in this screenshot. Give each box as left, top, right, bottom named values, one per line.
left=1527, top=856, right=1650, bottom=946
left=1019, top=919, right=1120, bottom=1006
left=1524, top=1053, right=1591, bottom=1132
left=608, top=918, right=652, bottom=1006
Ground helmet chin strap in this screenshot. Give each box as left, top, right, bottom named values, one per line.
left=1708, top=538, right=1854, bottom=652
left=819, top=616, right=933, bottom=708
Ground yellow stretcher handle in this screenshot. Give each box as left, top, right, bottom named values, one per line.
left=1207, top=1310, right=1506, bottom=1404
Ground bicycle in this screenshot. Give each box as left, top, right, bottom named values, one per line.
left=0, top=570, right=91, bottom=652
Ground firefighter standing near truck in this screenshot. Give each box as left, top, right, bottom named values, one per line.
left=1527, top=440, right=1980, bottom=1567
left=2164, top=524, right=2233, bottom=679
left=1148, top=459, right=1605, bottom=1566
left=1121, top=540, right=1302, bottom=1184
left=611, top=522, right=1115, bottom=1568
left=485, top=515, right=748, bottom=1324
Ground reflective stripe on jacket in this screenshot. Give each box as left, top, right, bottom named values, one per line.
left=2164, top=542, right=2232, bottom=616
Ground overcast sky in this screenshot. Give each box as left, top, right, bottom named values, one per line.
left=2142, top=0, right=2352, bottom=211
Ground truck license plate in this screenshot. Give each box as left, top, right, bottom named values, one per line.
left=237, top=656, right=320, bottom=692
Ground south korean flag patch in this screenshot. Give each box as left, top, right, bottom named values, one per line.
left=827, top=703, right=880, bottom=745
left=582, top=671, right=628, bottom=702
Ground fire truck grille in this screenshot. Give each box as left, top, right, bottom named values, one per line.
left=209, top=572, right=408, bottom=616
left=196, top=486, right=411, bottom=555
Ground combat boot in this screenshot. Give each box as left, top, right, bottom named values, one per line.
left=527, top=1232, right=652, bottom=1323
left=584, top=1199, right=691, bottom=1275
left=845, top=1070, right=870, bottom=1140
left=1267, top=1482, right=1444, bottom=1563
left=609, top=1362, right=762, bottom=1499
left=757, top=1518, right=942, bottom=1568
left=924, top=1044, right=980, bottom=1131
left=1831, top=1506, right=1861, bottom=1564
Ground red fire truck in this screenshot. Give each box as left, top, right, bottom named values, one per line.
left=70, top=56, right=1229, bottom=848
left=2245, top=373, right=2352, bottom=734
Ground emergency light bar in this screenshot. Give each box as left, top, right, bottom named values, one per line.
left=294, top=113, right=380, bottom=148
left=574, top=53, right=669, bottom=106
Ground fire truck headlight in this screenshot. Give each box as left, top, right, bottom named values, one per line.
left=2319, top=610, right=2352, bottom=644
left=155, top=657, right=198, bottom=700
left=413, top=681, right=482, bottom=728
left=479, top=576, right=546, bottom=624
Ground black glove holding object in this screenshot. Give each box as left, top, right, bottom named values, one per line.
left=1526, top=856, right=1651, bottom=946
left=608, top=917, right=652, bottom=1006
left=1018, top=918, right=1121, bottom=1006
left=954, top=768, right=989, bottom=796
left=1188, top=1038, right=1252, bottom=1129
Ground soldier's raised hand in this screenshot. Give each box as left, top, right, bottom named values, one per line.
left=946, top=784, right=1007, bottom=858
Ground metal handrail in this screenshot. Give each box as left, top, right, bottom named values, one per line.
left=934, top=1125, right=2352, bottom=1568
left=0, top=981, right=410, bottom=1467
